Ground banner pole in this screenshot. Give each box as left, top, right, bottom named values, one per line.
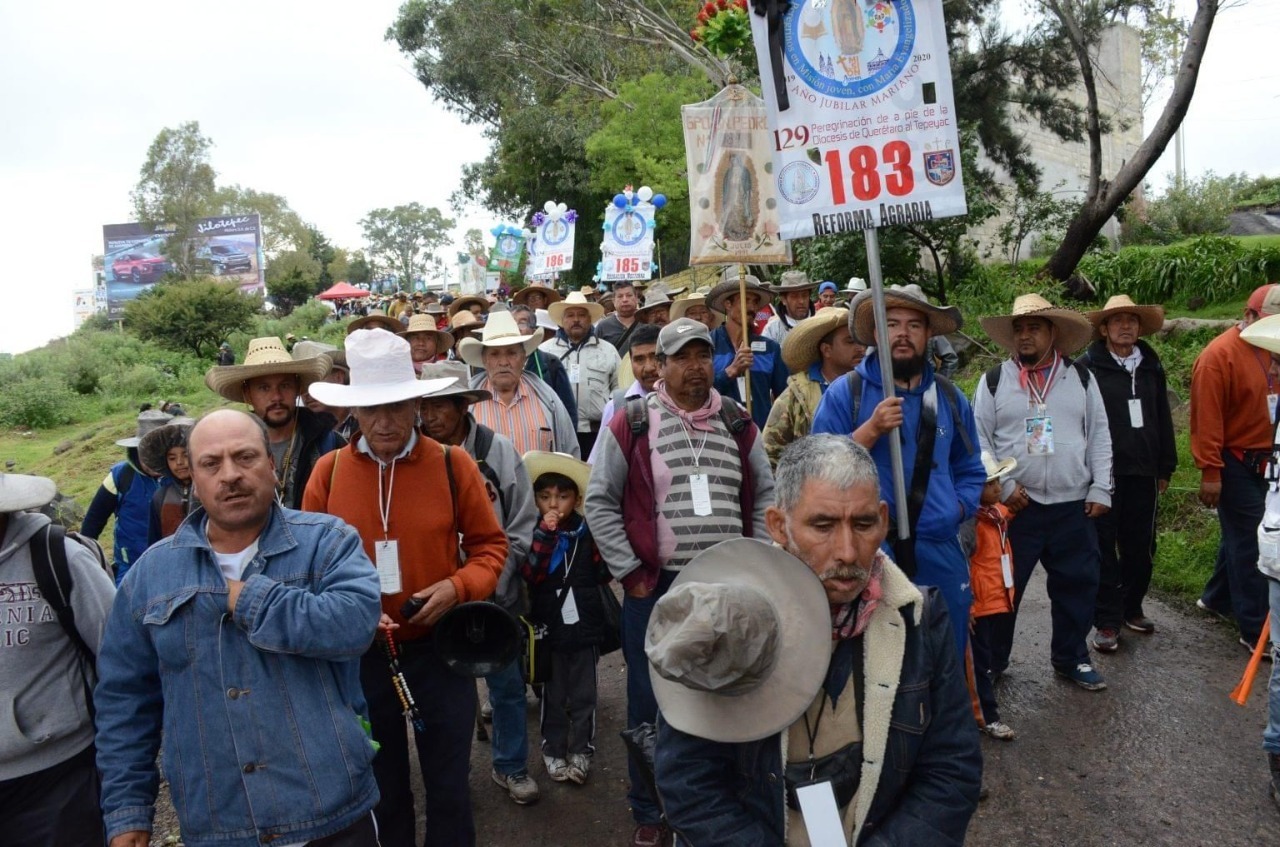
left=864, top=228, right=910, bottom=538
left=738, top=263, right=752, bottom=416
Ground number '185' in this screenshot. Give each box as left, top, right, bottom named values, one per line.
left=823, top=141, right=914, bottom=205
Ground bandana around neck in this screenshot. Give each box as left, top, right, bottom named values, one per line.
left=655, top=379, right=722, bottom=433
left=830, top=549, right=888, bottom=640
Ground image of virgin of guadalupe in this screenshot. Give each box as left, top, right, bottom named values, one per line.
left=717, top=152, right=758, bottom=242
left=831, top=0, right=866, bottom=57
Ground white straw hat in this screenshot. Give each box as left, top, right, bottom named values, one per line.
left=309, top=329, right=456, bottom=408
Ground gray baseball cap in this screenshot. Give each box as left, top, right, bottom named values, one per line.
left=657, top=318, right=713, bottom=356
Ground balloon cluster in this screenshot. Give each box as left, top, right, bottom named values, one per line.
left=612, top=184, right=667, bottom=210
left=490, top=224, right=524, bottom=239
left=531, top=200, right=578, bottom=227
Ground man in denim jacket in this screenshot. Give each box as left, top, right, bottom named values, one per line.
left=95, top=410, right=383, bottom=847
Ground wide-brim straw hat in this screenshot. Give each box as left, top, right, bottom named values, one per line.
left=116, top=409, right=176, bottom=448
left=0, top=473, right=58, bottom=513
left=849, top=284, right=962, bottom=346
left=981, top=451, right=1018, bottom=482
left=418, top=361, right=492, bottom=404
left=456, top=311, right=543, bottom=368
left=707, top=273, right=774, bottom=315
left=346, top=313, right=403, bottom=334
left=449, top=310, right=485, bottom=338
left=398, top=313, right=456, bottom=353
left=139, top=418, right=195, bottom=476
left=548, top=291, right=605, bottom=325
left=292, top=340, right=348, bottom=371
left=1086, top=294, right=1165, bottom=338
left=772, top=270, right=817, bottom=294
left=636, top=289, right=674, bottom=320
left=523, top=451, right=591, bottom=512
left=447, top=295, right=490, bottom=319
left=309, top=329, right=456, bottom=408
left=645, top=538, right=830, bottom=744
left=669, top=292, right=725, bottom=328
left=980, top=293, right=1094, bottom=356
left=205, top=337, right=333, bottom=403
left=782, top=308, right=851, bottom=372
left=513, top=285, right=562, bottom=307
left=1240, top=313, right=1280, bottom=355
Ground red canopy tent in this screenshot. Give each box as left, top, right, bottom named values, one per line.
left=317, top=281, right=372, bottom=300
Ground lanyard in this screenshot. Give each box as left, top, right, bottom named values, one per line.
left=275, top=428, right=299, bottom=499
left=1026, top=356, right=1061, bottom=412
left=801, top=696, right=830, bottom=780
left=1252, top=347, right=1276, bottom=394
left=679, top=419, right=708, bottom=470
left=376, top=458, right=397, bottom=539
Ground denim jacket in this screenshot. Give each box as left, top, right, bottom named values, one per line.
left=94, top=505, right=382, bottom=847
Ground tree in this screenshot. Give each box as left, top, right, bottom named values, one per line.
left=131, top=122, right=218, bottom=276
left=997, top=180, right=1083, bottom=265
left=266, top=250, right=324, bottom=315
left=360, top=204, right=456, bottom=292
left=327, top=247, right=352, bottom=285
left=124, top=279, right=261, bottom=357
left=1041, top=0, right=1220, bottom=283
left=214, top=185, right=308, bottom=257
left=304, top=224, right=338, bottom=287
left=348, top=251, right=374, bottom=286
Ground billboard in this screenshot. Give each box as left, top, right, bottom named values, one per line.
left=102, top=214, right=264, bottom=318
left=72, top=288, right=101, bottom=328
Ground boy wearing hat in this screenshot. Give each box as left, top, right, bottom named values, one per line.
left=973, top=294, right=1113, bottom=691
left=968, top=452, right=1019, bottom=740
left=520, top=452, right=610, bottom=786
left=1082, top=296, right=1176, bottom=652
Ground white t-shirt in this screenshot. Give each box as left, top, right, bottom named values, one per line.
left=213, top=539, right=260, bottom=582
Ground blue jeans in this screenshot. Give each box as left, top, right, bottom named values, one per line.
left=906, top=535, right=972, bottom=661
left=485, top=658, right=529, bottom=776
left=1201, top=450, right=1270, bottom=643
left=622, top=569, right=678, bottom=826
left=1263, top=578, right=1280, bottom=755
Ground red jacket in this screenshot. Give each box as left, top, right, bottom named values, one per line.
left=969, top=504, right=1015, bottom=619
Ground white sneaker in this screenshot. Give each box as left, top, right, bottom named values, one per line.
left=982, top=721, right=1016, bottom=741
left=543, top=755, right=570, bottom=782
left=567, top=753, right=591, bottom=785
left=491, top=769, right=540, bottom=805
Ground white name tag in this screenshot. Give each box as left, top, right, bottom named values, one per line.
left=796, top=781, right=845, bottom=846
left=1269, top=393, right=1278, bottom=424
left=1000, top=553, right=1013, bottom=588
left=1128, top=398, right=1144, bottom=428
left=689, top=473, right=713, bottom=516
left=561, top=588, right=580, bottom=625
left=736, top=376, right=748, bottom=402
left=568, top=363, right=581, bottom=384
left=750, top=340, right=767, bottom=352
left=376, top=540, right=402, bottom=595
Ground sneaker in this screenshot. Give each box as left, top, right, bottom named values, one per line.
left=543, top=755, right=570, bottom=782
left=982, top=721, right=1016, bottom=741
left=1055, top=663, right=1107, bottom=691
left=630, top=824, right=673, bottom=847
left=567, top=752, right=591, bottom=785
left=1091, top=628, right=1120, bottom=653
left=1124, top=615, right=1156, bottom=634
left=491, top=769, right=540, bottom=805
left=1240, top=636, right=1275, bottom=662
left=1196, top=599, right=1231, bottom=622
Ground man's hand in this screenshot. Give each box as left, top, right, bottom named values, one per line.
left=226, top=578, right=244, bottom=614
left=625, top=582, right=652, bottom=600
left=1199, top=480, right=1222, bottom=508
left=110, top=832, right=150, bottom=847
left=1084, top=501, right=1109, bottom=518
left=725, top=346, right=754, bottom=379
left=1157, top=479, right=1169, bottom=495
left=377, top=613, right=400, bottom=637
left=406, top=579, right=459, bottom=627
left=853, top=396, right=903, bottom=447
left=1004, top=485, right=1031, bottom=514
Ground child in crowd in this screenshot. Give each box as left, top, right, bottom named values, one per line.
left=970, top=451, right=1019, bottom=740
left=520, top=451, right=610, bottom=785
left=139, top=417, right=198, bottom=545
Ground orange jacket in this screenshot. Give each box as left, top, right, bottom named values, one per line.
left=302, top=436, right=507, bottom=642
left=969, top=504, right=1015, bottom=619
left=1190, top=325, right=1276, bottom=483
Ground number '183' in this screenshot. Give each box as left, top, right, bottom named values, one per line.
left=823, top=141, right=914, bottom=204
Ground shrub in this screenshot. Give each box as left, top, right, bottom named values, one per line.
left=0, top=380, right=79, bottom=430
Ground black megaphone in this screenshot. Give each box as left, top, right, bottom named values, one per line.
left=433, top=601, right=522, bottom=677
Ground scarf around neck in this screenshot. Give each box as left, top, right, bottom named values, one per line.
left=655, top=379, right=722, bottom=433
left=830, top=548, right=888, bottom=640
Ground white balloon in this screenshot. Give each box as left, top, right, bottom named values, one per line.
left=556, top=202, right=568, bottom=215
left=637, top=186, right=654, bottom=202
left=547, top=209, right=562, bottom=221
left=544, top=200, right=556, bottom=214
left=522, top=228, right=534, bottom=239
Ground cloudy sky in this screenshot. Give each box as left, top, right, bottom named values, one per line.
left=1, top=0, right=1275, bottom=355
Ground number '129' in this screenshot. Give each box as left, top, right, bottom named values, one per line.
left=823, top=141, right=914, bottom=204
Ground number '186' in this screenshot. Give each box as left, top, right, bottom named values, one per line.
left=823, top=141, right=914, bottom=205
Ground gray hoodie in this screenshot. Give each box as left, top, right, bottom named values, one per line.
left=972, top=358, right=1113, bottom=507
left=0, top=511, right=116, bottom=779
left=462, top=417, right=537, bottom=613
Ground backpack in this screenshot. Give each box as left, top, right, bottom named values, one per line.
left=983, top=359, right=1091, bottom=396
left=29, top=524, right=110, bottom=719
left=469, top=424, right=507, bottom=517
left=843, top=370, right=976, bottom=457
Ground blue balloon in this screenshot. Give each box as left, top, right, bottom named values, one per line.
left=613, top=194, right=627, bottom=209
left=490, top=226, right=503, bottom=237
left=652, top=194, right=668, bottom=209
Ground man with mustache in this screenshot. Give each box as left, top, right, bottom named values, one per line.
left=811, top=285, right=984, bottom=660
left=587, top=318, right=775, bottom=847
left=651, top=435, right=981, bottom=845
left=204, top=336, right=344, bottom=509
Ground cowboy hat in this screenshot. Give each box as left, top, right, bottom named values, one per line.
left=512, top=285, right=562, bottom=307
left=635, top=288, right=674, bottom=321
left=205, top=338, right=333, bottom=403
left=522, top=450, right=591, bottom=512
left=418, top=361, right=492, bottom=404
left=771, top=270, right=817, bottom=294
left=669, top=291, right=725, bottom=328
left=424, top=302, right=446, bottom=315
left=449, top=310, right=485, bottom=339
left=981, top=450, right=1017, bottom=482
left=1241, top=313, right=1280, bottom=355
left=1086, top=295, right=1165, bottom=338
left=548, top=291, right=605, bottom=325
left=782, top=308, right=852, bottom=373
left=849, top=284, right=962, bottom=346
left=447, top=295, right=490, bottom=319
left=116, top=409, right=176, bottom=448
left=292, top=340, right=348, bottom=371
left=707, top=272, right=774, bottom=315
left=456, top=311, right=543, bottom=368
left=139, top=418, right=196, bottom=477
left=398, top=313, right=456, bottom=354
left=980, top=293, right=1094, bottom=356
left=645, top=538, right=830, bottom=743
left=0, top=473, right=58, bottom=513
left=346, top=313, right=403, bottom=334
left=577, top=285, right=599, bottom=298
left=308, top=329, right=456, bottom=408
